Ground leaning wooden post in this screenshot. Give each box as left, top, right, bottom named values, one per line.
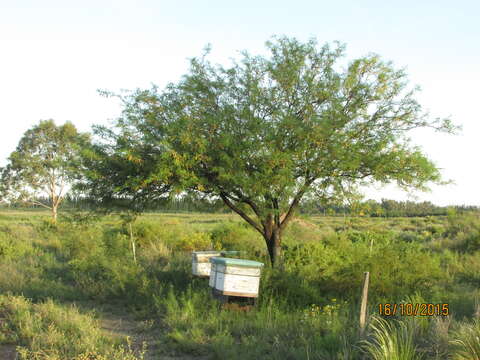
left=129, top=222, right=137, bottom=265
left=359, top=271, right=370, bottom=336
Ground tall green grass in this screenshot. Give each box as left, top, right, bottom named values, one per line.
left=0, top=294, right=144, bottom=360
left=362, top=316, right=420, bottom=360
left=451, top=319, right=480, bottom=360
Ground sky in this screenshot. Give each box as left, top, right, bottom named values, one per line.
left=0, top=0, right=479, bottom=206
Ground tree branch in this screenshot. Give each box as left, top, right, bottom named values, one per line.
left=280, top=179, right=314, bottom=230
left=27, top=199, right=52, bottom=210
left=219, top=192, right=264, bottom=235
left=231, top=189, right=262, bottom=220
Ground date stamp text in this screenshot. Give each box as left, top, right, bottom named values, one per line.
left=378, top=303, right=449, bottom=316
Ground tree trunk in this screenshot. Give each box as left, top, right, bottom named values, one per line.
left=265, top=229, right=282, bottom=267
left=52, top=205, right=58, bottom=224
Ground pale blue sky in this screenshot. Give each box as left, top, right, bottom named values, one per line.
left=1, top=1, right=479, bottom=205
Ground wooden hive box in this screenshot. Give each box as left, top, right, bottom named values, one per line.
left=191, top=251, right=222, bottom=277
left=209, top=257, right=264, bottom=298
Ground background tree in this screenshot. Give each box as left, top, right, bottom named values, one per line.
left=0, top=119, right=89, bottom=222
left=91, top=37, right=456, bottom=266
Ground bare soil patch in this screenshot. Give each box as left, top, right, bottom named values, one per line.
left=0, top=344, right=17, bottom=360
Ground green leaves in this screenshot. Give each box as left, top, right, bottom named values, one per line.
left=76, top=103, right=175, bottom=212
left=0, top=120, right=89, bottom=219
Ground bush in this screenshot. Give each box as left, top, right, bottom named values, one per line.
left=210, top=221, right=264, bottom=254
left=282, top=218, right=325, bottom=244
left=68, top=255, right=139, bottom=300
left=397, top=231, right=425, bottom=243
left=456, top=230, right=480, bottom=253
left=59, top=226, right=105, bottom=260
left=455, top=252, right=480, bottom=287
left=282, top=234, right=443, bottom=303
left=174, top=231, right=213, bottom=252
left=131, top=220, right=162, bottom=246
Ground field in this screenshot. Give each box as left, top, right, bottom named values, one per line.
left=1, top=209, right=480, bottom=359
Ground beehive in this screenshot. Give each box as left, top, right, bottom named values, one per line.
left=191, top=251, right=222, bottom=277
left=209, top=257, right=264, bottom=298
left=191, top=251, right=242, bottom=277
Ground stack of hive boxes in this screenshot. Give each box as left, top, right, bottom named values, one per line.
left=191, top=251, right=264, bottom=299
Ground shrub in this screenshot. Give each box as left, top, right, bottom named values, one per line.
left=174, top=231, right=213, bottom=252
left=210, top=222, right=264, bottom=253
left=282, top=219, right=325, bottom=244
left=282, top=236, right=443, bottom=302
left=397, top=231, right=425, bottom=243
left=455, top=252, right=480, bottom=287
left=131, top=220, right=162, bottom=246
left=67, top=255, right=139, bottom=300
left=457, top=230, right=480, bottom=253
left=59, top=226, right=105, bottom=260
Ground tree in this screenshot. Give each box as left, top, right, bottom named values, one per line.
left=0, top=120, right=89, bottom=222
left=90, top=37, right=456, bottom=266
left=76, top=113, right=173, bottom=212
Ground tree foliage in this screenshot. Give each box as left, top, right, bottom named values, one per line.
left=85, top=37, right=456, bottom=265
left=77, top=114, right=173, bottom=213
left=0, top=119, right=89, bottom=222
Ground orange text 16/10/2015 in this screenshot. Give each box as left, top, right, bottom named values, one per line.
left=378, top=303, right=449, bottom=316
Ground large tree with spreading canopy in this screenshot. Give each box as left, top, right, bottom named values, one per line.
left=83, top=37, right=455, bottom=265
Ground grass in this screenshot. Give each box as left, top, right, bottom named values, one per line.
left=451, top=319, right=480, bottom=360
left=1, top=209, right=480, bottom=359
left=0, top=294, right=144, bottom=360
left=362, top=316, right=420, bottom=360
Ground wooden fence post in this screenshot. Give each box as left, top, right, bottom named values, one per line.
left=129, top=223, right=137, bottom=265
left=359, top=271, right=370, bottom=336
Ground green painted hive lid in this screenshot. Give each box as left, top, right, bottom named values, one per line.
left=220, top=250, right=242, bottom=256
left=192, top=251, right=221, bottom=255
left=192, top=251, right=221, bottom=261
left=210, top=257, right=264, bottom=268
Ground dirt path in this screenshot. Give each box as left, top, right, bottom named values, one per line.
left=99, top=309, right=154, bottom=359
left=0, top=344, right=17, bottom=360
left=96, top=306, right=209, bottom=360
left=0, top=311, right=17, bottom=360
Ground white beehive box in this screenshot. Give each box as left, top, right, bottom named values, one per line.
left=209, top=257, right=264, bottom=298
left=192, top=251, right=222, bottom=277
